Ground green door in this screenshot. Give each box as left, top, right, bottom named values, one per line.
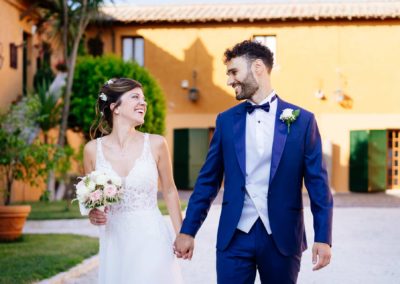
left=349, top=130, right=369, bottom=192
left=173, top=128, right=209, bottom=189
left=173, top=129, right=189, bottom=189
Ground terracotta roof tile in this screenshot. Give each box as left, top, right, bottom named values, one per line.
left=99, top=2, right=400, bottom=23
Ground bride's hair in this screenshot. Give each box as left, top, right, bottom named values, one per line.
left=90, top=78, right=142, bottom=139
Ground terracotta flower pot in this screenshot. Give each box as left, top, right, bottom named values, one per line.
left=0, top=205, right=31, bottom=241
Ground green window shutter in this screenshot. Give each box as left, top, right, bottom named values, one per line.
left=188, top=129, right=209, bottom=188
left=368, top=130, right=387, bottom=191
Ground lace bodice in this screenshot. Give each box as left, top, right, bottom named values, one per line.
left=96, top=133, right=158, bottom=214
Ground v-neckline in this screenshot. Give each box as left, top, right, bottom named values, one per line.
left=98, top=135, right=146, bottom=179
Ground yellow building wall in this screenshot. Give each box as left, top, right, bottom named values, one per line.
left=83, top=20, right=400, bottom=192
left=0, top=1, right=41, bottom=204
left=0, top=0, right=38, bottom=110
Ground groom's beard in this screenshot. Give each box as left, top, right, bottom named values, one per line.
left=235, top=71, right=259, bottom=101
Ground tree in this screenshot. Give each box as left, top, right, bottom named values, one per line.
left=23, top=0, right=107, bottom=199
left=24, top=0, right=106, bottom=146
left=69, top=55, right=166, bottom=140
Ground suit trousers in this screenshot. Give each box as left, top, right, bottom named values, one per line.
left=216, top=218, right=301, bottom=284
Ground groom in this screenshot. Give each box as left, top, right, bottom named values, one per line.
left=174, top=40, right=333, bottom=283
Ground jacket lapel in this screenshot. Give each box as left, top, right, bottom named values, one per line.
left=233, top=103, right=247, bottom=178
left=269, top=98, right=288, bottom=185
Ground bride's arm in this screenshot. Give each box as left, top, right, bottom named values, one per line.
left=78, top=141, right=97, bottom=216
left=153, top=135, right=183, bottom=235
left=82, top=141, right=107, bottom=225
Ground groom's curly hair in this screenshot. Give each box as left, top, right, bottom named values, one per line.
left=224, top=40, right=274, bottom=72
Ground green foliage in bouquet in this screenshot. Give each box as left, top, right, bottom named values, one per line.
left=69, top=55, right=166, bottom=140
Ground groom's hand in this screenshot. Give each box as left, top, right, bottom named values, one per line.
left=173, top=233, right=194, bottom=260
left=312, top=242, right=331, bottom=271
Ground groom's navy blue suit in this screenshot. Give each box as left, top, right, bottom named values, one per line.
left=181, top=97, right=333, bottom=283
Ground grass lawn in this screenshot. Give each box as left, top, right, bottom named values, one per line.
left=15, top=200, right=85, bottom=220
left=0, top=234, right=98, bottom=284
left=14, top=200, right=187, bottom=220
left=159, top=200, right=187, bottom=215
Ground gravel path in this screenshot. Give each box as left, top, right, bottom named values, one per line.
left=26, top=191, right=400, bottom=284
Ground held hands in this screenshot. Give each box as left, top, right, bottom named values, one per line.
left=312, top=242, right=331, bottom=271
left=89, top=207, right=108, bottom=226
left=173, top=233, right=195, bottom=260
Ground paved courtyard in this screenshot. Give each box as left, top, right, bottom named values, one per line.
left=25, top=191, right=400, bottom=284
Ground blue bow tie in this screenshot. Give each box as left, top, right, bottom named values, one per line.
left=245, top=95, right=277, bottom=114
left=246, top=102, right=270, bottom=114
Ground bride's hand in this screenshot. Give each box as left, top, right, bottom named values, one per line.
left=89, top=208, right=107, bottom=225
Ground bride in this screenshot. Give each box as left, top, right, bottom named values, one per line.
left=81, top=78, right=183, bottom=284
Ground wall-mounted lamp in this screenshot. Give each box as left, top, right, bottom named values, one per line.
left=181, top=80, right=189, bottom=89
left=314, top=90, right=326, bottom=100
left=181, top=70, right=199, bottom=102
left=188, top=87, right=199, bottom=102
left=334, top=89, right=345, bottom=103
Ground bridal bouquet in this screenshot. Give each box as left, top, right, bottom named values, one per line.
left=74, top=171, right=123, bottom=212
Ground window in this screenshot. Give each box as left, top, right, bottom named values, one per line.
left=88, top=35, right=104, bottom=57
left=388, top=129, right=400, bottom=188
left=122, top=37, right=144, bottom=66
left=253, top=35, right=277, bottom=67
left=10, top=43, right=17, bottom=69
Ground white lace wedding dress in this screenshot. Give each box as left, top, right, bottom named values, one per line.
left=95, top=134, right=183, bottom=284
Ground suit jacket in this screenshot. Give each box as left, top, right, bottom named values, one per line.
left=180, top=98, right=333, bottom=256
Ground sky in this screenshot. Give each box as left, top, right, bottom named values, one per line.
left=107, top=0, right=377, bottom=6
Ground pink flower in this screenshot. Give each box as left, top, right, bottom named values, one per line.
left=89, top=190, right=103, bottom=202
left=104, top=185, right=117, bottom=198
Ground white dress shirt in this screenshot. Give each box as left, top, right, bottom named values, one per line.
left=236, top=91, right=277, bottom=234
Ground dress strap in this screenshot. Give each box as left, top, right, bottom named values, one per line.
left=96, top=138, right=107, bottom=167
left=143, top=133, right=150, bottom=153
left=142, top=133, right=155, bottom=162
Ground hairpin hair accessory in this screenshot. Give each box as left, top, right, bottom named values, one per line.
left=99, top=93, right=107, bottom=101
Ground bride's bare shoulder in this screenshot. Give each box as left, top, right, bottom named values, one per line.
left=84, top=139, right=97, bottom=158
left=148, top=133, right=166, bottom=148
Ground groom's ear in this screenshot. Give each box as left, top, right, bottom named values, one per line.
left=252, top=59, right=265, bottom=75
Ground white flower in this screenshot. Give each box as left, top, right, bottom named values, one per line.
left=95, top=173, right=109, bottom=186
left=87, top=180, right=96, bottom=191
left=76, top=180, right=90, bottom=202
left=279, top=108, right=300, bottom=134
left=110, top=175, right=122, bottom=187
left=99, top=93, right=107, bottom=101
left=280, top=108, right=295, bottom=120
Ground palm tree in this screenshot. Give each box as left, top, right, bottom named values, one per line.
left=24, top=0, right=106, bottom=145
left=23, top=0, right=108, bottom=199
left=35, top=80, right=62, bottom=144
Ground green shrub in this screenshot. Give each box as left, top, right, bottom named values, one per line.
left=0, top=96, right=72, bottom=205
left=69, top=55, right=166, bottom=140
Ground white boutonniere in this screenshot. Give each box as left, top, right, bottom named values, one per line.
left=279, top=108, right=300, bottom=134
